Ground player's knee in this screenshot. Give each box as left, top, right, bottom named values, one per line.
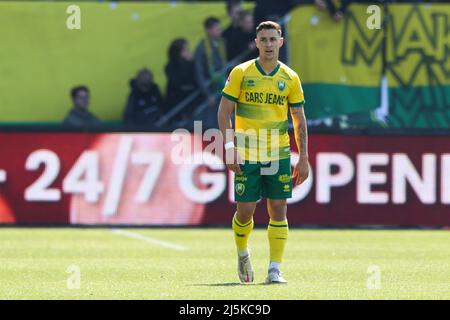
left=236, top=202, right=256, bottom=222
left=267, top=200, right=287, bottom=219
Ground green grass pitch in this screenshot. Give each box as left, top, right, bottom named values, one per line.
left=0, top=228, right=449, bottom=299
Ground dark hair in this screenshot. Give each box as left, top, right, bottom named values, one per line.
left=256, top=21, right=282, bottom=36
left=204, top=16, right=220, bottom=30
left=168, top=38, right=187, bottom=62
left=71, top=85, right=89, bottom=99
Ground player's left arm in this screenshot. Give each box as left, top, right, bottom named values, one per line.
left=289, top=73, right=309, bottom=186
left=290, top=105, right=309, bottom=186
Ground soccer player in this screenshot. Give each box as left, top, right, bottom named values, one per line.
left=217, top=21, right=309, bottom=284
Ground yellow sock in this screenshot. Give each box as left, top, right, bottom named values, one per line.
left=267, top=219, right=289, bottom=263
left=232, top=212, right=254, bottom=251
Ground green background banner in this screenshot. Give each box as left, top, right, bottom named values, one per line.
left=288, top=3, right=450, bottom=128
left=387, top=4, right=450, bottom=128
left=288, top=4, right=381, bottom=120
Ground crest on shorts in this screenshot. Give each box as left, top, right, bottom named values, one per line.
left=235, top=183, right=245, bottom=196
left=277, top=80, right=286, bottom=91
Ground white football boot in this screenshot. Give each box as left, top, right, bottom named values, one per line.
left=265, top=268, right=288, bottom=284
left=237, top=252, right=254, bottom=284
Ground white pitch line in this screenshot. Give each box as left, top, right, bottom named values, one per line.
left=111, top=229, right=188, bottom=251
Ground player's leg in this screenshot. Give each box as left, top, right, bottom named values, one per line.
left=266, top=198, right=289, bottom=283
left=233, top=202, right=256, bottom=255
left=233, top=202, right=257, bottom=283
left=261, top=158, right=292, bottom=284
left=233, top=161, right=261, bottom=283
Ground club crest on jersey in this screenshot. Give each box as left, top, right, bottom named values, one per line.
left=277, top=80, right=286, bottom=92
left=235, top=183, right=245, bottom=196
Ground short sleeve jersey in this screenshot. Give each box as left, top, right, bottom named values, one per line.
left=222, top=59, right=305, bottom=162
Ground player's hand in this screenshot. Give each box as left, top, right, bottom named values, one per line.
left=292, top=155, right=309, bottom=186
left=225, top=147, right=242, bottom=174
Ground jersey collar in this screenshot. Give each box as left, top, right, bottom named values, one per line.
left=255, top=58, right=280, bottom=77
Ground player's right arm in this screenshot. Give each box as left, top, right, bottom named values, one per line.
left=218, top=96, right=242, bottom=174
left=218, top=66, right=244, bottom=173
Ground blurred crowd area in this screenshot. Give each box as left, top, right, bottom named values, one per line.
left=53, top=0, right=449, bottom=131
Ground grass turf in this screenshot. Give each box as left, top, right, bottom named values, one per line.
left=0, top=228, right=449, bottom=299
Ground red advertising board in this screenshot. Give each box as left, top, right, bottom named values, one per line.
left=0, top=132, right=449, bottom=226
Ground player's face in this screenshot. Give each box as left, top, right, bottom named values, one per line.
left=255, top=29, right=283, bottom=61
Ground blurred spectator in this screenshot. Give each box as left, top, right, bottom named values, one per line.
left=222, top=1, right=243, bottom=57
left=63, top=86, right=100, bottom=127
left=226, top=10, right=257, bottom=62
left=122, top=68, right=165, bottom=125
left=165, top=38, right=199, bottom=122
left=194, top=16, right=227, bottom=128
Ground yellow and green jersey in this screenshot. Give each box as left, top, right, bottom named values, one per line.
left=222, top=58, right=305, bottom=162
